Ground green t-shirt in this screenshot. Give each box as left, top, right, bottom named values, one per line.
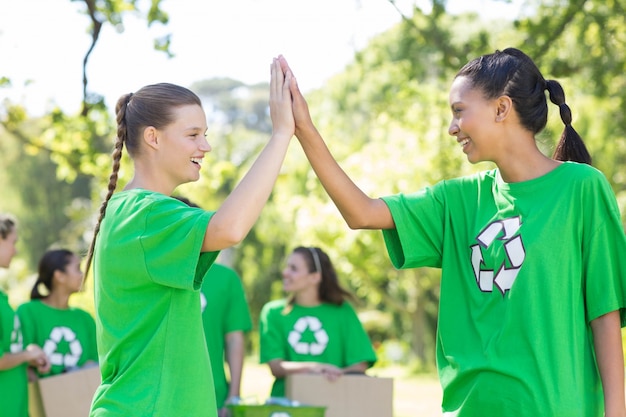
left=200, top=263, right=252, bottom=408
left=17, top=300, right=98, bottom=377
left=382, top=162, right=626, bottom=417
left=0, top=290, right=28, bottom=417
left=90, top=189, right=219, bottom=417
left=259, top=299, right=377, bottom=397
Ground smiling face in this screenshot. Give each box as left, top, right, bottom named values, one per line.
left=153, top=104, right=211, bottom=189
left=281, top=252, right=320, bottom=296
left=0, top=227, right=17, bottom=268
left=448, top=76, right=501, bottom=164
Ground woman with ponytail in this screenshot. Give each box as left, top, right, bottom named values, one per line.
left=259, top=246, right=377, bottom=398
left=86, top=57, right=294, bottom=417
left=280, top=48, right=626, bottom=416
left=17, top=249, right=97, bottom=377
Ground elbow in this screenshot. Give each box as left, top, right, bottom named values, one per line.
left=268, top=360, right=285, bottom=378
left=345, top=216, right=378, bottom=230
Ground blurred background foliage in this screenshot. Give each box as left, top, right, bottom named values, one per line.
left=1, top=0, right=626, bottom=371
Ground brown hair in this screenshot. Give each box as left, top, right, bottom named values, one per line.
left=0, top=213, right=16, bottom=240
left=84, top=83, right=203, bottom=277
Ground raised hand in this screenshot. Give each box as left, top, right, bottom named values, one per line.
left=270, top=55, right=295, bottom=140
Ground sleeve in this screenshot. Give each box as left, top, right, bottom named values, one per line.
left=259, top=302, right=287, bottom=363
left=224, top=269, right=252, bottom=334
left=341, top=303, right=377, bottom=368
left=381, top=184, right=446, bottom=269
left=141, top=199, right=219, bottom=290
left=582, top=174, right=626, bottom=325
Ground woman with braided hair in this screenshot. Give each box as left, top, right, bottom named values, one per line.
left=280, top=48, right=626, bottom=416
left=86, top=57, right=295, bottom=417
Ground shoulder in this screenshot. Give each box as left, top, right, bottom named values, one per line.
left=69, top=307, right=95, bottom=320
left=438, top=169, right=496, bottom=190
left=17, top=300, right=41, bottom=315
left=335, top=301, right=359, bottom=316
left=261, top=299, right=288, bottom=314
left=208, top=263, right=240, bottom=280
left=559, top=161, right=606, bottom=182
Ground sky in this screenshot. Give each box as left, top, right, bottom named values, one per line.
left=0, top=0, right=522, bottom=115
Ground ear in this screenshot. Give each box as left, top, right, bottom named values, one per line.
left=143, top=126, right=159, bottom=150
left=495, top=95, right=513, bottom=122
left=52, top=269, right=66, bottom=285
left=310, top=271, right=322, bottom=285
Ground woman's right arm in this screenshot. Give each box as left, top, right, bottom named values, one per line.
left=202, top=57, right=295, bottom=252
left=283, top=57, right=394, bottom=231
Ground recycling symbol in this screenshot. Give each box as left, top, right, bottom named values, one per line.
left=43, top=326, right=83, bottom=368
left=10, top=315, right=23, bottom=353
left=470, top=216, right=526, bottom=295
left=288, top=316, right=329, bottom=355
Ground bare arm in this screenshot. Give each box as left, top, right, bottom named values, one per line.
left=225, top=331, right=245, bottom=400
left=202, top=57, right=295, bottom=251
left=0, top=344, right=50, bottom=374
left=590, top=310, right=626, bottom=417
left=268, top=359, right=368, bottom=382
left=280, top=56, right=394, bottom=230
left=268, top=359, right=342, bottom=378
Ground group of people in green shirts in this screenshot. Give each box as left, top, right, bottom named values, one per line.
left=3, top=45, right=626, bottom=417
left=0, top=211, right=376, bottom=417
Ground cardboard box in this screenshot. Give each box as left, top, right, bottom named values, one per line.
left=28, top=365, right=101, bottom=417
left=286, top=374, right=393, bottom=417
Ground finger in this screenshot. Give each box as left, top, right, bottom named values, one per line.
left=278, top=55, right=293, bottom=77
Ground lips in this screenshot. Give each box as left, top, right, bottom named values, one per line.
left=190, top=157, right=202, bottom=167
left=458, top=138, right=470, bottom=148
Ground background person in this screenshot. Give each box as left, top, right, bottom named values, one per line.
left=174, top=195, right=253, bottom=417
left=259, top=246, right=377, bottom=398
left=201, top=263, right=252, bottom=417
left=282, top=48, right=626, bottom=416
left=0, top=214, right=50, bottom=417
left=17, top=249, right=98, bottom=377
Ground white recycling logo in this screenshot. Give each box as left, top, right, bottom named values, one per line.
left=43, top=326, right=83, bottom=368
left=10, top=315, right=23, bottom=353
left=288, top=316, right=329, bottom=355
left=470, top=216, right=526, bottom=295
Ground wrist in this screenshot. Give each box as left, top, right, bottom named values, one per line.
left=225, top=395, right=241, bottom=405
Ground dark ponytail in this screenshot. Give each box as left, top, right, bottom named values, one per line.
left=31, top=249, right=74, bottom=300
left=546, top=80, right=591, bottom=164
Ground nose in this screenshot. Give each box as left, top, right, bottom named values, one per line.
left=448, top=119, right=459, bottom=136
left=200, top=136, right=212, bottom=153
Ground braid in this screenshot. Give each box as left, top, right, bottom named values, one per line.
left=84, top=94, right=131, bottom=278
left=546, top=80, right=591, bottom=164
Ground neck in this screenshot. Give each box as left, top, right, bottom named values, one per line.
left=294, top=289, right=321, bottom=307
left=41, top=291, right=70, bottom=309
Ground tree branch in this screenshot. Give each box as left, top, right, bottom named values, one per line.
left=80, top=0, right=103, bottom=116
